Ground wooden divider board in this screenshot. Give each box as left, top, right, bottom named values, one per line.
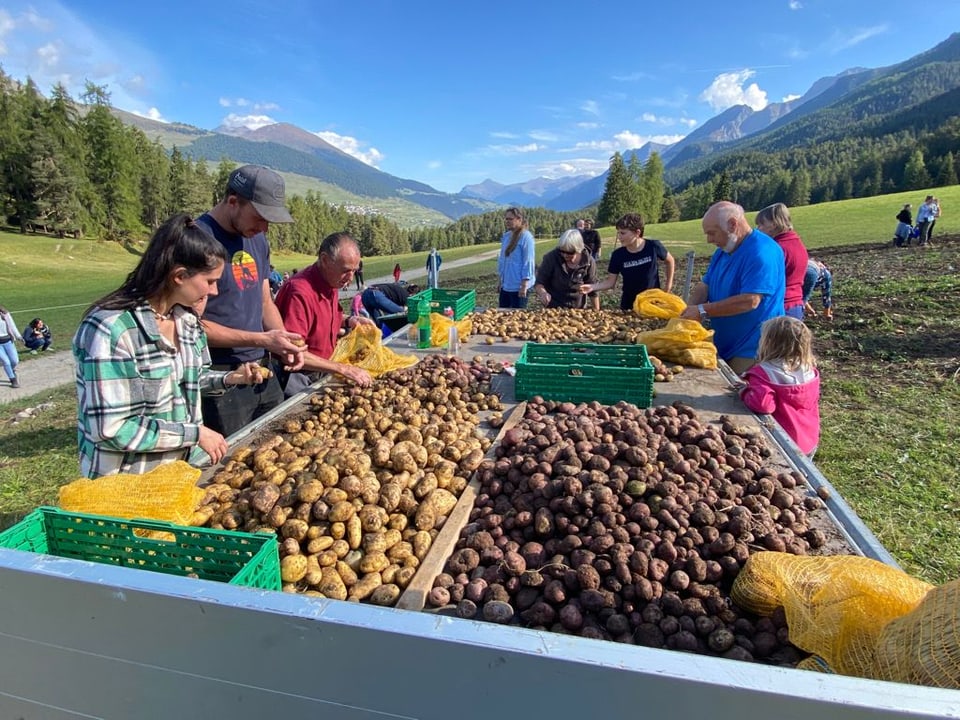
left=396, top=401, right=527, bottom=611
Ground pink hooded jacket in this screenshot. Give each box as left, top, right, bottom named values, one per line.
left=740, top=362, right=821, bottom=454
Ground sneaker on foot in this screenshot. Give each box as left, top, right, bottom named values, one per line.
left=11, top=376, right=20, bottom=388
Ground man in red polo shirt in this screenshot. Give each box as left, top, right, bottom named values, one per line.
left=275, top=232, right=375, bottom=395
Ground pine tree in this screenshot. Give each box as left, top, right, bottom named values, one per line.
left=712, top=171, right=733, bottom=203
left=935, top=152, right=957, bottom=187
left=902, top=148, right=931, bottom=190
left=597, top=153, right=639, bottom=225
left=785, top=168, right=811, bottom=207
left=640, top=152, right=666, bottom=225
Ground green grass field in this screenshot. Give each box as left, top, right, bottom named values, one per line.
left=1, top=186, right=958, bottom=584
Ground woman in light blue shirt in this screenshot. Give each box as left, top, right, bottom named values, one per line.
left=497, top=207, right=536, bottom=308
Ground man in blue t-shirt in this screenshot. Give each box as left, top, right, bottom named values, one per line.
left=197, top=165, right=306, bottom=436
left=680, top=201, right=785, bottom=374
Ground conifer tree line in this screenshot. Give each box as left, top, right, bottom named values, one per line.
left=0, top=72, right=588, bottom=256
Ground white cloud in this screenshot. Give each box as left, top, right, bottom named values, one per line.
left=576, top=122, right=599, bottom=129
left=568, top=130, right=685, bottom=153
left=486, top=143, right=543, bottom=155
left=531, top=159, right=608, bottom=178
left=490, top=130, right=519, bottom=139
left=782, top=93, right=801, bottom=102
left=315, top=130, right=385, bottom=167
left=427, top=160, right=441, bottom=170
left=35, top=41, right=60, bottom=68
left=528, top=130, right=559, bottom=142
left=639, top=112, right=700, bottom=128
left=612, top=71, right=651, bottom=82
left=0, top=10, right=14, bottom=53
left=133, top=107, right=167, bottom=123
left=699, top=69, right=768, bottom=111
left=220, top=113, right=276, bottom=130
left=788, top=1, right=802, bottom=9
left=580, top=99, right=599, bottom=116
left=827, top=25, right=888, bottom=53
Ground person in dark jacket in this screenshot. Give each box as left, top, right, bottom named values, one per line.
left=360, top=283, right=421, bottom=324
left=23, top=318, right=52, bottom=353
left=893, top=204, right=913, bottom=247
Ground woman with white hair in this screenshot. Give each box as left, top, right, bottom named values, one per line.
left=533, top=229, right=600, bottom=309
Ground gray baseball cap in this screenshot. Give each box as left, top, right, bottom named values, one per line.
left=227, top=165, right=294, bottom=223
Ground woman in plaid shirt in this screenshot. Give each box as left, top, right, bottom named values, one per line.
left=73, top=214, right=267, bottom=478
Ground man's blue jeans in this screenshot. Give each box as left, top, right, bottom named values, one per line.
left=361, top=288, right=405, bottom=323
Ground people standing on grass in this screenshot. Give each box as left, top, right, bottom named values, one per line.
left=929, top=196, right=941, bottom=242
left=580, top=213, right=675, bottom=312
left=195, top=165, right=305, bottom=437
left=426, top=248, right=442, bottom=289
left=916, top=195, right=936, bottom=246
left=802, top=257, right=834, bottom=320
left=534, top=230, right=599, bottom=309
left=740, top=316, right=821, bottom=457
left=355, top=259, right=365, bottom=291
left=0, top=305, right=24, bottom=388
left=23, top=318, right=52, bottom=353
left=578, top=218, right=602, bottom=260
left=72, top=214, right=267, bottom=478
left=497, top=207, right=536, bottom=308
left=893, top=203, right=913, bottom=247
left=679, top=201, right=785, bottom=374
left=755, top=203, right=809, bottom=319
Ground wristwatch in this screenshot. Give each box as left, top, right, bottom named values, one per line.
left=697, top=303, right=709, bottom=321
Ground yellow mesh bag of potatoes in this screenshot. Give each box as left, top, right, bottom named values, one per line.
left=731, top=552, right=948, bottom=685
left=429, top=312, right=472, bottom=348
left=633, top=288, right=687, bottom=319
left=635, top=318, right=718, bottom=368
left=330, top=322, right=418, bottom=376
left=58, top=460, right=205, bottom=526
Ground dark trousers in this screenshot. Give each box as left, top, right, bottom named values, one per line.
left=25, top=337, right=51, bottom=351
left=499, top=290, right=529, bottom=309
left=201, top=375, right=284, bottom=437
left=917, top=220, right=932, bottom=245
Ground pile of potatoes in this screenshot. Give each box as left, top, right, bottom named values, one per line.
left=471, top=308, right=665, bottom=345
left=197, top=355, right=503, bottom=603
left=649, top=355, right=684, bottom=382
left=430, top=398, right=827, bottom=666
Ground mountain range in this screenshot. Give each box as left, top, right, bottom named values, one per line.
left=114, top=32, right=960, bottom=226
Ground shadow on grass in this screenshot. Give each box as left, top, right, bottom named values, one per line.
left=0, top=424, right=76, bottom=461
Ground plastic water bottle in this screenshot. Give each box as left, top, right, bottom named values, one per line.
left=417, top=297, right=432, bottom=349
left=447, top=324, right=459, bottom=355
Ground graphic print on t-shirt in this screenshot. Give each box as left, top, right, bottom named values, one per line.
left=231, top=251, right=259, bottom=289
left=621, top=256, right=652, bottom=269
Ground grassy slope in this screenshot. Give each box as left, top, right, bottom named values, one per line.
left=2, top=186, right=959, bottom=583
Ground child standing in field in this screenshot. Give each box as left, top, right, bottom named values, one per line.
left=739, top=316, right=821, bottom=456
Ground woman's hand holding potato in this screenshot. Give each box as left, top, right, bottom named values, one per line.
left=336, top=363, right=373, bottom=387
left=579, top=282, right=595, bottom=296
left=225, top=362, right=273, bottom=386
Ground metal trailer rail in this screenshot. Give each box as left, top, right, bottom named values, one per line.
left=1, top=330, right=954, bottom=718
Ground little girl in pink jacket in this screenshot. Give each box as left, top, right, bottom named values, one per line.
left=740, top=316, right=821, bottom=455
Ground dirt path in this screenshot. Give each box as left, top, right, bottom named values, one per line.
left=1, top=249, right=504, bottom=406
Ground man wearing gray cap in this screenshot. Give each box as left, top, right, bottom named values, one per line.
left=196, top=164, right=305, bottom=436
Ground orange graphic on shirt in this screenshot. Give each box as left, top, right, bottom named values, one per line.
left=231, top=251, right=259, bottom=289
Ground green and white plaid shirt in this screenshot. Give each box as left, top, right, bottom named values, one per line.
left=73, top=302, right=229, bottom=478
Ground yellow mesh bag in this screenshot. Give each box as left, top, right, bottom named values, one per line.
left=633, top=288, right=687, bottom=319
left=635, top=318, right=718, bottom=368
left=732, top=552, right=936, bottom=682
left=58, top=460, right=205, bottom=526
left=871, top=580, right=960, bottom=687
left=330, top=322, right=419, bottom=376
left=429, top=312, right=472, bottom=348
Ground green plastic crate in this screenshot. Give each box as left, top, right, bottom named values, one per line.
left=515, top=342, right=654, bottom=407
left=407, top=288, right=476, bottom=322
left=0, top=507, right=281, bottom=591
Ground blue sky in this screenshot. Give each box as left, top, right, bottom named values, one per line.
left=0, top=1, right=957, bottom=193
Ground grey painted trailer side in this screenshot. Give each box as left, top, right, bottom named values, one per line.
left=1, top=550, right=959, bottom=720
